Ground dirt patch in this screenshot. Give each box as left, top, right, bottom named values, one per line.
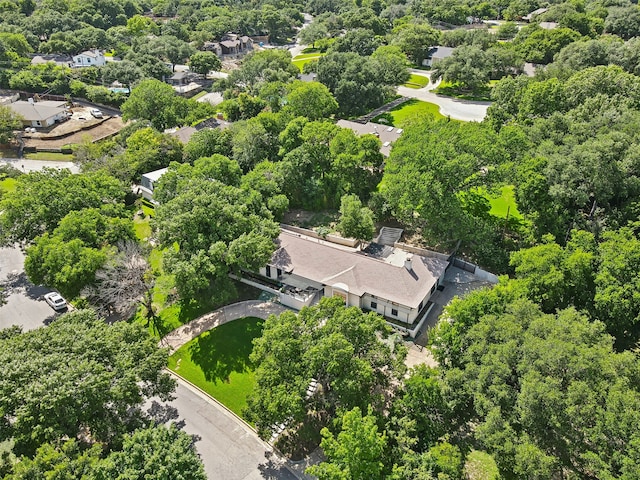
left=24, top=117, right=125, bottom=149
left=282, top=209, right=339, bottom=231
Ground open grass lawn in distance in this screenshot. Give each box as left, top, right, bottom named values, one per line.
left=372, top=98, right=445, bottom=127
left=168, top=316, right=265, bottom=418
left=292, top=52, right=325, bottom=72
left=24, top=152, right=74, bottom=161
left=470, top=185, right=523, bottom=220
left=403, top=73, right=430, bottom=89
left=464, top=450, right=500, bottom=480
left=434, top=81, right=492, bottom=101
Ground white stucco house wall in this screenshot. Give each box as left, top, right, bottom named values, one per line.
left=72, top=50, right=106, bottom=68
left=254, top=229, right=450, bottom=336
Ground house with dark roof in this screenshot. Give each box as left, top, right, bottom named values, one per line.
left=422, top=46, right=455, bottom=67
left=8, top=100, right=68, bottom=128
left=255, top=229, right=450, bottom=336
left=202, top=33, right=253, bottom=57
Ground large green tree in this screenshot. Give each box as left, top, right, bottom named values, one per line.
left=153, top=177, right=279, bottom=299
left=246, top=297, right=407, bottom=444
left=0, top=104, right=23, bottom=145
left=0, top=310, right=175, bottom=456
left=121, top=79, right=187, bottom=131
left=0, top=169, right=125, bottom=245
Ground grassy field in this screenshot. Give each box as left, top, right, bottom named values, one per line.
left=24, top=152, right=74, bottom=161
left=372, top=99, right=445, bottom=127
left=168, top=316, right=265, bottom=418
left=403, top=73, right=430, bottom=89
left=434, top=81, right=492, bottom=101
left=292, top=52, right=325, bottom=72
left=469, top=185, right=523, bottom=220
left=191, top=90, right=208, bottom=101
left=464, top=450, right=501, bottom=480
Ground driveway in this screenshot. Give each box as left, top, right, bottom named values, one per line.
left=0, top=158, right=80, bottom=173
left=396, top=71, right=491, bottom=122
left=158, top=377, right=297, bottom=480
left=0, top=246, right=61, bottom=330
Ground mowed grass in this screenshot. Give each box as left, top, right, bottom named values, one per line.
left=403, top=73, right=430, bottom=89
left=292, top=52, right=325, bottom=72
left=464, top=450, right=501, bottom=480
left=373, top=99, right=445, bottom=127
left=482, top=185, right=523, bottom=220
left=168, top=317, right=265, bottom=418
left=24, top=152, right=74, bottom=161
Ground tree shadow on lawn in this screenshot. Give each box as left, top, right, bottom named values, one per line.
left=188, top=317, right=264, bottom=384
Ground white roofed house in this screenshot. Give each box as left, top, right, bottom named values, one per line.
left=254, top=229, right=450, bottom=337
left=138, top=167, right=168, bottom=204
left=8, top=100, right=68, bottom=129
left=72, top=50, right=106, bottom=68
left=422, top=46, right=455, bottom=67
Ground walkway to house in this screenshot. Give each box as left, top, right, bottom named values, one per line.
left=160, top=300, right=289, bottom=351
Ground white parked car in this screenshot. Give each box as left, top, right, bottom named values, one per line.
left=44, top=292, right=67, bottom=311
left=90, top=108, right=103, bottom=118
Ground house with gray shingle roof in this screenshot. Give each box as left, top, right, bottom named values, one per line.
left=257, top=229, right=450, bottom=335
left=8, top=100, right=68, bottom=128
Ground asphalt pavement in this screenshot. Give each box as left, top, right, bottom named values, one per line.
left=0, top=246, right=61, bottom=330
left=165, top=377, right=298, bottom=480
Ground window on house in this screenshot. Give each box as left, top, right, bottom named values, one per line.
left=371, top=301, right=377, bottom=309
left=277, top=268, right=282, bottom=277
left=430, top=284, right=436, bottom=293
left=418, top=301, right=423, bottom=310
left=391, top=308, right=398, bottom=316
left=265, top=265, right=271, bottom=277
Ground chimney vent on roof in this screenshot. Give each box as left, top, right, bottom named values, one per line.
left=404, top=254, right=413, bottom=271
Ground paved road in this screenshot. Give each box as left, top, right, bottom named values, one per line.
left=397, top=70, right=491, bottom=122
left=0, top=246, right=61, bottom=330
left=165, top=377, right=297, bottom=480
left=0, top=158, right=80, bottom=173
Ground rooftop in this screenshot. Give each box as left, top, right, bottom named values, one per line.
left=8, top=101, right=66, bottom=121
left=141, top=167, right=168, bottom=182
left=270, top=231, right=449, bottom=308
left=336, top=120, right=403, bottom=156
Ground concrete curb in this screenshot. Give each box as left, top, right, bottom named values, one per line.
left=165, top=369, right=310, bottom=479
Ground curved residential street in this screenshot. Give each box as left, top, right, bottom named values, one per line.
left=166, top=376, right=298, bottom=480
left=398, top=70, right=491, bottom=122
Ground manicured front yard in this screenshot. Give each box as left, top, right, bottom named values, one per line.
left=292, top=52, right=325, bottom=72
left=403, top=73, right=430, bottom=89
left=372, top=98, right=445, bottom=127
left=168, top=316, right=265, bottom=418
left=472, top=185, right=523, bottom=221
left=24, top=152, right=74, bottom=161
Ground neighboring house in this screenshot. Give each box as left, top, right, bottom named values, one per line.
left=256, top=229, right=450, bottom=336
left=336, top=120, right=403, bottom=157
left=523, top=7, right=548, bottom=22
left=167, top=71, right=198, bottom=86
left=72, top=50, right=106, bottom=68
left=422, top=46, right=455, bottom=67
left=139, top=167, right=168, bottom=203
left=167, top=126, right=197, bottom=144
left=203, top=33, right=253, bottom=57
left=30, top=53, right=73, bottom=68
left=8, top=100, right=68, bottom=128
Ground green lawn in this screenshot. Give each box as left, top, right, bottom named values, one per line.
left=468, top=185, right=523, bottom=221
left=0, top=178, right=17, bottom=194
left=24, top=152, right=74, bottom=161
left=168, top=317, right=265, bottom=418
left=434, top=81, right=492, bottom=101
left=403, top=73, right=430, bottom=89
left=372, top=99, right=445, bottom=127
left=292, top=52, right=325, bottom=72
left=464, top=450, right=501, bottom=480
left=191, top=90, right=208, bottom=101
